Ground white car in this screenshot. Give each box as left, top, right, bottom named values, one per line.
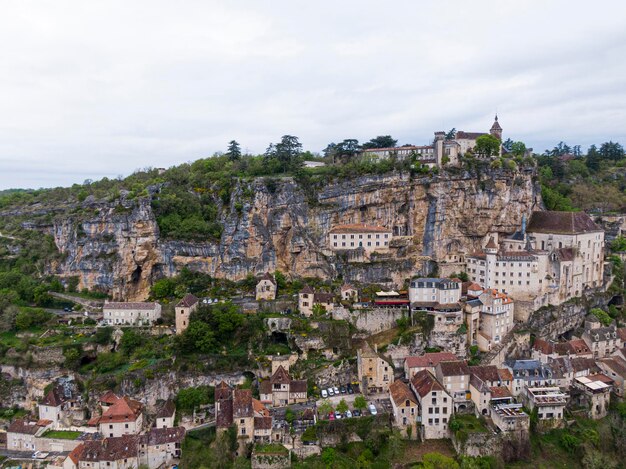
left=333, top=386, right=339, bottom=395
left=345, top=410, right=353, bottom=418
left=321, top=389, right=328, bottom=398
left=327, top=388, right=334, bottom=396
left=368, top=404, right=378, bottom=415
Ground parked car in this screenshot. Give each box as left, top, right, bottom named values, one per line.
left=321, top=389, right=328, bottom=398
left=345, top=410, right=353, bottom=418
left=328, top=412, right=335, bottom=421
left=368, top=404, right=378, bottom=415
left=333, top=386, right=339, bottom=395
left=346, top=384, right=354, bottom=394
left=334, top=411, right=342, bottom=419
left=340, top=385, right=346, bottom=394
left=327, top=388, right=334, bottom=396
left=353, top=409, right=361, bottom=417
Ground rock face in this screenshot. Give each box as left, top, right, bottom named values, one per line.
left=16, top=170, right=539, bottom=300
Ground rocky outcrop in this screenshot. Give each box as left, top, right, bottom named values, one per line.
left=10, top=169, right=539, bottom=300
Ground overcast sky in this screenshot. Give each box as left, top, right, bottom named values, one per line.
left=1, top=1, right=625, bottom=189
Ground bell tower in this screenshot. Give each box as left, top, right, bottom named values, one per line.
left=490, top=114, right=503, bottom=140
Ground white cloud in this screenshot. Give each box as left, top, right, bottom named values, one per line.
left=0, top=0, right=625, bottom=188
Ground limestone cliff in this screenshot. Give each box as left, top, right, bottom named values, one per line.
left=7, top=169, right=541, bottom=300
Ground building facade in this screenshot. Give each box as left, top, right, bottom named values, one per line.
left=328, top=224, right=392, bottom=253
left=103, top=302, right=162, bottom=326
left=175, top=294, right=199, bottom=334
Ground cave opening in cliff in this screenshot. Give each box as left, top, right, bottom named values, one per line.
left=270, top=331, right=288, bottom=345
left=131, top=266, right=142, bottom=283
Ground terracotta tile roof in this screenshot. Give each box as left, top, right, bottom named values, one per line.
left=389, top=380, right=417, bottom=406
left=617, top=327, right=626, bottom=342
left=570, top=357, right=599, bottom=373
left=98, top=397, right=142, bottom=424
left=526, top=211, right=601, bottom=234
left=555, top=339, right=591, bottom=356
left=155, top=399, right=175, bottom=419
left=329, top=223, right=391, bottom=234
left=498, top=368, right=513, bottom=382
left=142, top=426, right=185, bottom=446
left=252, top=399, right=269, bottom=417
left=341, top=284, right=356, bottom=292
left=259, top=380, right=271, bottom=395
left=254, top=416, right=272, bottom=430
left=411, top=370, right=445, bottom=398
left=469, top=365, right=500, bottom=384
left=216, top=398, right=233, bottom=428
left=300, top=285, right=314, bottom=294
left=314, top=292, right=334, bottom=304
left=437, top=361, right=470, bottom=377
left=233, top=389, right=253, bottom=418
left=215, top=381, right=232, bottom=401
left=405, top=352, right=457, bottom=370
left=290, top=380, right=308, bottom=393
left=99, top=391, right=120, bottom=405
left=75, top=435, right=139, bottom=462
left=533, top=338, right=555, bottom=355
left=489, top=386, right=512, bottom=399
left=103, top=302, right=159, bottom=310
left=176, top=293, right=199, bottom=308
left=271, top=366, right=292, bottom=385
left=7, top=418, right=46, bottom=435
left=599, top=357, right=626, bottom=378
left=40, top=386, right=67, bottom=407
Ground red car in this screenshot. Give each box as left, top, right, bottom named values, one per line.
left=328, top=412, right=335, bottom=421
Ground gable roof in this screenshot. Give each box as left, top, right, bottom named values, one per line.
left=533, top=338, right=554, bottom=355
left=389, top=380, right=417, bottom=406
left=437, top=360, right=470, bottom=377
left=258, top=272, right=276, bottom=285
left=405, top=352, right=457, bottom=370
left=300, top=285, right=315, bottom=294
left=411, top=370, right=445, bottom=398
left=555, top=339, right=591, bottom=356
left=103, top=302, right=159, bottom=310
left=73, top=435, right=139, bottom=463
left=271, top=365, right=291, bottom=385
left=526, top=211, right=601, bottom=234
left=41, top=386, right=67, bottom=407
left=142, top=426, right=186, bottom=446
left=329, top=224, right=391, bottom=234
left=254, top=416, right=273, bottom=430
left=455, top=131, right=487, bottom=140
left=176, top=293, right=199, bottom=308
left=155, top=399, right=175, bottom=419
left=8, top=418, right=46, bottom=435
left=98, top=397, right=142, bottom=424
left=216, top=398, right=233, bottom=428
left=99, top=391, right=120, bottom=405
left=233, top=389, right=253, bottom=418
left=215, top=381, right=232, bottom=401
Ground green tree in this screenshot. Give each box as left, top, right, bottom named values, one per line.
left=336, top=139, right=360, bottom=157
left=226, top=140, right=242, bottom=161
left=422, top=452, right=460, bottom=469
left=63, top=345, right=83, bottom=371
left=586, top=144, right=602, bottom=171
left=318, top=399, right=334, bottom=416
left=362, top=135, right=397, bottom=149
left=510, top=141, right=527, bottom=157
left=176, top=321, right=216, bottom=354
left=151, top=278, right=177, bottom=299
left=119, top=329, right=145, bottom=355
left=94, top=326, right=113, bottom=345
left=312, top=303, right=327, bottom=316
left=599, top=141, right=624, bottom=161
left=354, top=395, right=367, bottom=410
left=336, top=399, right=348, bottom=414
left=590, top=308, right=612, bottom=326
left=474, top=134, right=501, bottom=158
left=321, top=448, right=336, bottom=467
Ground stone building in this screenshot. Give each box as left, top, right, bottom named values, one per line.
left=475, top=289, right=514, bottom=352
left=155, top=399, right=176, bottom=428
left=531, top=338, right=593, bottom=363
left=572, top=374, right=612, bottom=419
left=409, top=370, right=453, bottom=440
left=256, top=273, right=277, bottom=301
left=466, top=211, right=604, bottom=318
left=328, top=224, right=392, bottom=253
left=389, top=380, right=418, bottom=436
left=259, top=365, right=307, bottom=407
left=89, top=393, right=144, bottom=438
left=582, top=319, right=619, bottom=358
left=298, top=286, right=334, bottom=317
left=468, top=365, right=514, bottom=416
left=38, top=381, right=84, bottom=429
left=435, top=361, right=471, bottom=412
left=103, top=301, right=162, bottom=326
left=409, top=278, right=463, bottom=333
left=356, top=145, right=437, bottom=167
left=403, top=352, right=457, bottom=380
left=175, top=293, right=199, bottom=334
left=596, top=356, right=626, bottom=397
left=357, top=343, right=393, bottom=395
left=340, top=284, right=359, bottom=302
left=6, top=419, right=48, bottom=452
left=65, top=435, right=140, bottom=469
left=506, top=360, right=561, bottom=397
left=490, top=403, right=530, bottom=434
left=524, top=387, right=568, bottom=427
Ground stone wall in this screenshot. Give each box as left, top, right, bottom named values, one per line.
left=332, top=307, right=406, bottom=333
left=251, top=451, right=291, bottom=469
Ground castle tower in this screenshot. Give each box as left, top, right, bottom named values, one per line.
left=484, top=236, right=498, bottom=289
left=490, top=114, right=502, bottom=140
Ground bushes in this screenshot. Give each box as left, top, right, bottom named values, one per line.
left=175, top=386, right=214, bottom=414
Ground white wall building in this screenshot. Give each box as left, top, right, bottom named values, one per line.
left=103, top=302, right=162, bottom=326
left=328, top=224, right=392, bottom=253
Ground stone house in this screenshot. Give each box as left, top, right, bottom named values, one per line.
left=572, top=374, right=613, bottom=419
left=6, top=418, right=49, bottom=452
left=89, top=394, right=144, bottom=438
left=435, top=361, right=471, bottom=412
left=356, top=145, right=437, bottom=167
left=596, top=356, right=626, bottom=397
left=475, top=289, right=514, bottom=352
left=582, top=320, right=619, bottom=358
left=175, top=293, right=199, bottom=334
left=532, top=338, right=593, bottom=363
left=410, top=370, right=453, bottom=440
left=469, top=365, right=514, bottom=416
left=328, top=224, right=392, bottom=253
left=298, top=286, right=334, bottom=317
left=547, top=357, right=599, bottom=387
left=103, top=301, right=162, bottom=326
left=155, top=399, right=175, bottom=428
left=403, top=352, right=457, bottom=380
left=65, top=435, right=140, bottom=469
left=256, top=273, right=277, bottom=301
left=409, top=278, right=463, bottom=333
left=389, top=380, right=418, bottom=437
left=524, top=387, right=568, bottom=427
left=38, top=383, right=83, bottom=429
left=618, top=327, right=626, bottom=348
left=490, top=403, right=530, bottom=434
left=506, top=360, right=561, bottom=397
left=341, top=284, right=359, bottom=302
left=138, top=427, right=185, bottom=468
left=259, top=366, right=307, bottom=407
left=357, top=343, right=393, bottom=395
